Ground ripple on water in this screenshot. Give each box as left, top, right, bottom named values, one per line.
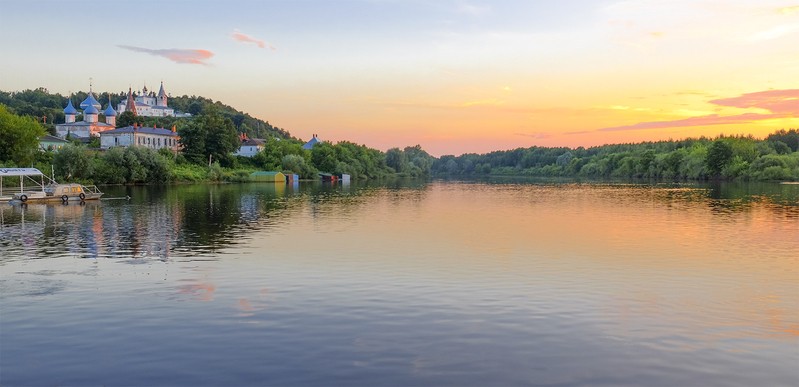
left=0, top=181, right=797, bottom=386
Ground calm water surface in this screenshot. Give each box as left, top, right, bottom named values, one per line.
left=1, top=180, right=797, bottom=386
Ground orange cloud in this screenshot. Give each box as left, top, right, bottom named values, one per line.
left=598, top=113, right=786, bottom=132
left=598, top=89, right=799, bottom=132
left=118, top=45, right=213, bottom=65
left=515, top=132, right=552, bottom=139
left=231, top=30, right=276, bottom=50
left=710, top=89, right=799, bottom=114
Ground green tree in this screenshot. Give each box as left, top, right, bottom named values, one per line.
left=706, top=140, right=733, bottom=177
left=281, top=154, right=316, bottom=178
left=178, top=119, right=207, bottom=164
left=205, top=112, right=240, bottom=167
left=766, top=129, right=799, bottom=152
left=0, top=104, right=46, bottom=165
left=116, top=111, right=143, bottom=128
left=385, top=147, right=407, bottom=173
left=177, top=108, right=240, bottom=167
left=311, top=142, right=338, bottom=172
left=53, top=144, right=93, bottom=181
left=404, top=145, right=434, bottom=176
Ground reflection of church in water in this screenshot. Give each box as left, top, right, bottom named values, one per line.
left=0, top=200, right=185, bottom=260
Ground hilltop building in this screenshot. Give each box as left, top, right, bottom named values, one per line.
left=303, top=134, right=321, bottom=149
left=55, top=88, right=116, bottom=139
left=117, top=82, right=189, bottom=117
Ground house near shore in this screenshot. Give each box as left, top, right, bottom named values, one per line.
left=99, top=123, right=180, bottom=153
left=335, top=173, right=351, bottom=183
left=234, top=134, right=266, bottom=157
left=39, top=135, right=70, bottom=151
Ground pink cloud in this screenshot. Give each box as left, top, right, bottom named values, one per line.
left=597, top=89, right=799, bottom=132
left=118, top=45, right=214, bottom=65
left=599, top=113, right=788, bottom=132
left=710, top=89, right=799, bottom=114
left=231, top=30, right=275, bottom=50
left=515, top=132, right=552, bottom=139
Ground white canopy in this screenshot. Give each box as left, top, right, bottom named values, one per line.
left=0, top=168, right=44, bottom=177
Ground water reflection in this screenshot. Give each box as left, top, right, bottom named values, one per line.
left=0, top=180, right=432, bottom=262
left=2, top=180, right=796, bottom=263
left=1, top=179, right=797, bottom=386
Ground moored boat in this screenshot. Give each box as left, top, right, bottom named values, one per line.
left=14, top=183, right=104, bottom=203
left=1, top=168, right=103, bottom=203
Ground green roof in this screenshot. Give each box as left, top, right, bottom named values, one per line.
left=251, top=171, right=283, bottom=176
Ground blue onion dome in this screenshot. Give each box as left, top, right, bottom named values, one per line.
left=63, top=99, right=77, bottom=115
left=83, top=103, right=99, bottom=115
left=80, top=92, right=102, bottom=110
left=104, top=101, right=117, bottom=116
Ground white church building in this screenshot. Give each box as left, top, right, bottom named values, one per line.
left=117, top=82, right=188, bottom=117
left=55, top=90, right=117, bottom=139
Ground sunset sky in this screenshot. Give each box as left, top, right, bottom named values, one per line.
left=1, top=0, right=798, bottom=156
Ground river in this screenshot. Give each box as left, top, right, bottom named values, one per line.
left=1, top=180, right=797, bottom=386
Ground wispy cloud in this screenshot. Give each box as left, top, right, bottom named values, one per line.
left=118, top=45, right=213, bottom=65
left=461, top=99, right=504, bottom=107
left=710, top=89, right=799, bottom=114
left=598, top=113, right=784, bottom=132
left=458, top=3, right=490, bottom=16
left=747, top=23, right=799, bottom=42
left=778, top=5, right=799, bottom=15
left=515, top=132, right=552, bottom=139
left=597, top=89, right=799, bottom=132
left=231, top=30, right=276, bottom=50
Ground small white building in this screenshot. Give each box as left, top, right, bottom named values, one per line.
left=235, top=138, right=266, bottom=157
left=118, top=82, right=188, bottom=117
left=100, top=124, right=180, bottom=153
left=39, top=135, right=70, bottom=151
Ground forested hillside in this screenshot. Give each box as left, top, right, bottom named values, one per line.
left=0, top=88, right=291, bottom=140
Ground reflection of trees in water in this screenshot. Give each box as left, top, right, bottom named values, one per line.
left=1, top=181, right=432, bottom=261
left=703, top=181, right=799, bottom=218
left=304, top=179, right=431, bottom=221
left=0, top=202, right=106, bottom=260
left=17, top=179, right=794, bottom=259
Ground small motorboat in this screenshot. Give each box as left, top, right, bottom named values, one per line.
left=14, top=183, right=104, bottom=203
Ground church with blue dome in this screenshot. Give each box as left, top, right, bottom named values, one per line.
left=55, top=86, right=116, bottom=139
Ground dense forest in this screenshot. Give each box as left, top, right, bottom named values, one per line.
left=432, top=131, right=799, bottom=181
left=1, top=87, right=797, bottom=184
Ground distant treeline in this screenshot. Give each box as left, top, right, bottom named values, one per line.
left=2, top=87, right=798, bottom=183
left=432, top=131, right=799, bottom=181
